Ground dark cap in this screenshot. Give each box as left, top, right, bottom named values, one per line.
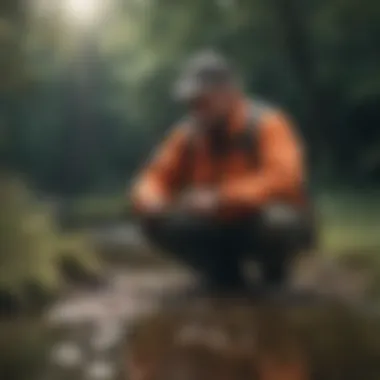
left=173, top=50, right=235, bottom=102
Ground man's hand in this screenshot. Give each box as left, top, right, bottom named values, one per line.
left=133, top=187, right=168, bottom=216
left=177, top=188, right=219, bottom=215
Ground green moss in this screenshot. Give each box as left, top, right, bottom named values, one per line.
left=317, top=193, right=380, bottom=254
left=0, top=177, right=105, bottom=315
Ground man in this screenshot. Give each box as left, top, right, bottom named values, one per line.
left=130, top=51, right=314, bottom=293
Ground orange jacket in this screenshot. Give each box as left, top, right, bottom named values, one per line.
left=131, top=98, right=306, bottom=219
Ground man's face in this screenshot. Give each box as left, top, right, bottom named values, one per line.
left=188, top=87, right=233, bottom=127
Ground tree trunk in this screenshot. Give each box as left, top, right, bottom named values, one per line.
left=272, top=0, right=332, bottom=180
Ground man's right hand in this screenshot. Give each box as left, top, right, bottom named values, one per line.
left=141, top=195, right=167, bottom=216
left=131, top=185, right=168, bottom=217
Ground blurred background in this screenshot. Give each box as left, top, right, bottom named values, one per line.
left=0, top=0, right=380, bottom=379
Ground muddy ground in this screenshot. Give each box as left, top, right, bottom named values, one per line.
left=37, top=224, right=380, bottom=380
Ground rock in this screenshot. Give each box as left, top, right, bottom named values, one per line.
left=85, top=361, right=115, bottom=380
left=50, top=342, right=83, bottom=368
left=91, top=320, right=124, bottom=352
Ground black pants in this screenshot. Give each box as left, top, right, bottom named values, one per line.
left=140, top=204, right=314, bottom=291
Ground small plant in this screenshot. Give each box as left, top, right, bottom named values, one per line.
left=0, top=176, right=103, bottom=316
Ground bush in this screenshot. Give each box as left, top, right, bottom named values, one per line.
left=0, top=176, right=103, bottom=315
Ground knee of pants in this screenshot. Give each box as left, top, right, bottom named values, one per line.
left=139, top=213, right=220, bottom=252
left=258, top=203, right=315, bottom=252
left=139, top=216, right=162, bottom=244
left=139, top=215, right=179, bottom=251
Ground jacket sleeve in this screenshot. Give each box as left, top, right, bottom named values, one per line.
left=220, top=111, right=304, bottom=208
left=130, top=125, right=188, bottom=213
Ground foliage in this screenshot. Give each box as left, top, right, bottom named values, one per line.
left=0, top=176, right=102, bottom=314
left=316, top=191, right=380, bottom=253
left=1, top=0, right=379, bottom=195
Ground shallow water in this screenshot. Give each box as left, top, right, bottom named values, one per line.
left=3, top=222, right=379, bottom=380
left=41, top=267, right=194, bottom=380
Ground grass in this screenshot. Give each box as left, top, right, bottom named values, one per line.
left=0, top=178, right=106, bottom=315
left=60, top=195, right=129, bottom=228
left=316, top=192, right=380, bottom=254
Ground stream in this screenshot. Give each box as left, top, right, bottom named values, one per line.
left=12, top=223, right=379, bottom=380
left=42, top=266, right=194, bottom=380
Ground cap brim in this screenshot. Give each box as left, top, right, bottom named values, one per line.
left=173, top=78, right=206, bottom=102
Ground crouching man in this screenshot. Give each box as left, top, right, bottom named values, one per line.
left=130, top=51, right=314, bottom=293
